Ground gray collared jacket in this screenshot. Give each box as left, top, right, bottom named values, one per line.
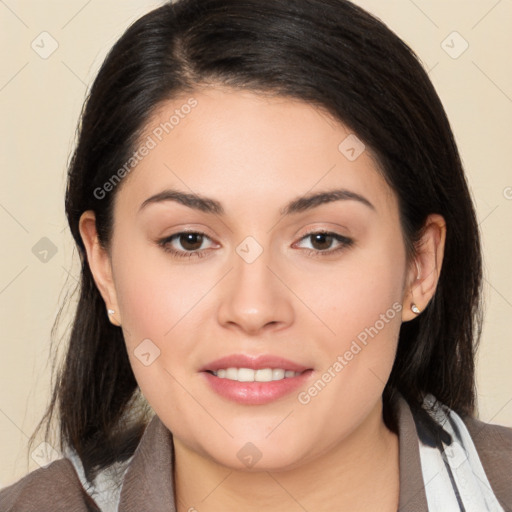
left=1, top=394, right=511, bottom=511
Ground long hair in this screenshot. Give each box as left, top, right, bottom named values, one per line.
left=30, top=0, right=482, bottom=483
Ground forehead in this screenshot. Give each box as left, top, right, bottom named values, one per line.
left=113, top=87, right=396, bottom=218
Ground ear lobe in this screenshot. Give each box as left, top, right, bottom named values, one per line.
left=78, top=210, right=121, bottom=326
left=402, top=213, right=446, bottom=322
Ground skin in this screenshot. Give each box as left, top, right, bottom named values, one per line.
left=79, top=86, right=446, bottom=512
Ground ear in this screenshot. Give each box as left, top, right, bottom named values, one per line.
left=78, top=210, right=122, bottom=327
left=402, top=213, right=446, bottom=322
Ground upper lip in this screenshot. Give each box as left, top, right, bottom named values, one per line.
left=200, top=354, right=311, bottom=373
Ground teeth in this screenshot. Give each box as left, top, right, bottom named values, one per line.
left=272, top=369, right=285, bottom=380
left=238, top=368, right=255, bottom=382
left=226, top=368, right=238, bottom=380
left=213, top=367, right=301, bottom=382
left=256, top=368, right=273, bottom=382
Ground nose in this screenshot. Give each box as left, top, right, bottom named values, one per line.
left=216, top=246, right=295, bottom=335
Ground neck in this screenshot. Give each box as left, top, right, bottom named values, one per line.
left=173, top=401, right=399, bottom=512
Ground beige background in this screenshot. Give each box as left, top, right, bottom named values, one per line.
left=1, top=0, right=511, bottom=488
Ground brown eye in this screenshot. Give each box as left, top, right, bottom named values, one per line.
left=295, top=230, right=354, bottom=257
left=158, top=231, right=215, bottom=259
left=309, top=233, right=336, bottom=251
left=178, top=233, right=204, bottom=251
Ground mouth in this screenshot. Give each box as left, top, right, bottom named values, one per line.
left=200, top=355, right=314, bottom=405
left=207, top=367, right=303, bottom=382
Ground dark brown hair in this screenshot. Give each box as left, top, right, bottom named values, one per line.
left=30, top=0, right=482, bottom=483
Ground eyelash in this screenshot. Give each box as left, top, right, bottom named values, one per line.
left=157, top=230, right=354, bottom=260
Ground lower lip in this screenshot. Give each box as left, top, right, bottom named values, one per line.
left=202, top=370, right=313, bottom=405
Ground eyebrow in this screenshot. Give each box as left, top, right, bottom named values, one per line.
left=138, top=187, right=375, bottom=216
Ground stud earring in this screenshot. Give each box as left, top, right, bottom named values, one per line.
left=411, top=303, right=421, bottom=315
left=107, top=308, right=121, bottom=327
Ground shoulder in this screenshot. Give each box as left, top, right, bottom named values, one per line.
left=0, top=457, right=100, bottom=512
left=463, top=413, right=512, bottom=447
left=462, top=414, right=512, bottom=509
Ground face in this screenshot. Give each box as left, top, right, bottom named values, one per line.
left=85, top=87, right=414, bottom=471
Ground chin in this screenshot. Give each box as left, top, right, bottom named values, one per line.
left=193, top=433, right=315, bottom=473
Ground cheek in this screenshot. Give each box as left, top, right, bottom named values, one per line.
left=114, top=262, right=168, bottom=343
left=303, top=235, right=406, bottom=400
left=308, top=237, right=405, bottom=345
left=112, top=255, right=197, bottom=422
left=112, top=237, right=211, bottom=342
left=111, top=241, right=218, bottom=400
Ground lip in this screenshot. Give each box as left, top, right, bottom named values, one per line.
left=200, top=354, right=314, bottom=405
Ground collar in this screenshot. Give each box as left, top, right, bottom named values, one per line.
left=117, top=394, right=429, bottom=511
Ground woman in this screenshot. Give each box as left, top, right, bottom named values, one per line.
left=1, top=0, right=511, bottom=511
